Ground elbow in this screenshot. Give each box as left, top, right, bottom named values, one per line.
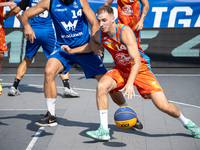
left=12, top=9, right=19, bottom=15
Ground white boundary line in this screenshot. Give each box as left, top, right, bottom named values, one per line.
left=1, top=82, right=199, bottom=109
left=26, top=127, right=45, bottom=150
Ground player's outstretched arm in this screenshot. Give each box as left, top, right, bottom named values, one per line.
left=61, top=30, right=101, bottom=54
left=3, top=6, right=21, bottom=20
left=61, top=43, right=91, bottom=54
left=119, top=26, right=141, bottom=99
left=81, top=0, right=103, bottom=54
left=20, top=0, right=49, bottom=43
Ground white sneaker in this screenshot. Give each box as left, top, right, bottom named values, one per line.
left=63, top=87, right=79, bottom=97
left=8, top=86, right=21, bottom=96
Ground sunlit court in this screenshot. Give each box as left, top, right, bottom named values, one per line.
left=0, top=0, right=200, bottom=150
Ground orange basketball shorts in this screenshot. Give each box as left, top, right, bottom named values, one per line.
left=105, top=63, right=163, bottom=99
left=0, top=27, right=7, bottom=52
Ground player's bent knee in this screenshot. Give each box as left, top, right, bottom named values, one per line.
left=97, top=82, right=109, bottom=94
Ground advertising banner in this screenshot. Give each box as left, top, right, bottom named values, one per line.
left=2, top=0, right=200, bottom=67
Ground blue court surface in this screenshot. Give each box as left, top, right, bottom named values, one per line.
left=0, top=67, right=200, bottom=150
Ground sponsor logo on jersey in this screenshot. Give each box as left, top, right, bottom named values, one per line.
left=73, top=2, right=78, bottom=8
left=61, top=32, right=83, bottom=38
left=56, top=4, right=61, bottom=7
left=55, top=8, right=68, bottom=11
left=61, top=20, right=78, bottom=31
left=115, top=53, right=132, bottom=65
left=122, top=5, right=133, bottom=16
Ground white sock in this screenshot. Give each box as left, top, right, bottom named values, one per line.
left=177, top=112, right=189, bottom=126
left=99, top=110, right=108, bottom=130
left=118, top=101, right=128, bottom=107
left=45, top=98, right=56, bottom=116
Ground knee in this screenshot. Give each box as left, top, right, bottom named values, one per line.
left=45, top=66, right=56, bottom=81
left=97, top=81, right=105, bottom=91
left=0, top=52, right=4, bottom=59
left=97, top=81, right=108, bottom=94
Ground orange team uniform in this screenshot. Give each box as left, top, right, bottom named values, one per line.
left=101, top=23, right=162, bottom=99
left=117, top=0, right=141, bottom=43
left=0, top=0, right=7, bottom=53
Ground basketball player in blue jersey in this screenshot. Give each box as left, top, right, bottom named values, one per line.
left=18, top=0, right=143, bottom=129
left=4, top=0, right=79, bottom=97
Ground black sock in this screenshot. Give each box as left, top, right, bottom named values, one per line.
left=62, top=79, right=70, bottom=89
left=13, top=78, right=21, bottom=89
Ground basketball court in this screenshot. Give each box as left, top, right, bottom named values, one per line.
left=0, top=67, right=200, bottom=150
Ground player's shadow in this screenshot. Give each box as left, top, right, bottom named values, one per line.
left=58, top=117, right=193, bottom=146
left=3, top=84, right=77, bottom=99
left=0, top=113, right=193, bottom=147
left=0, top=114, right=53, bottom=137
left=3, top=84, right=44, bottom=94
left=124, top=128, right=192, bottom=138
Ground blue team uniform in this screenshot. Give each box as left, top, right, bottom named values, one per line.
left=49, top=0, right=107, bottom=78
left=18, top=0, right=56, bottom=59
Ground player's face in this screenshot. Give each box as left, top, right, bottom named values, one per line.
left=97, top=12, right=115, bottom=33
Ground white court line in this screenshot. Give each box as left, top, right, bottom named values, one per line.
left=26, top=127, right=45, bottom=150
left=1, top=82, right=200, bottom=109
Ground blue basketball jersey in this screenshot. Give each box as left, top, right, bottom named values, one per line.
left=50, top=0, right=90, bottom=48
left=28, top=0, right=53, bottom=28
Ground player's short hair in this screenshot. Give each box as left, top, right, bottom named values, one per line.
left=96, top=5, right=114, bottom=15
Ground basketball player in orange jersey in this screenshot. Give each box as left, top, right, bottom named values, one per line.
left=83, top=5, right=200, bottom=140
left=105, top=0, right=149, bottom=43
left=104, top=0, right=149, bottom=129
left=0, top=0, right=16, bottom=95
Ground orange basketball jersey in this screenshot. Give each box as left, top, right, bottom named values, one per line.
left=117, top=0, right=141, bottom=42
left=101, top=23, right=150, bottom=73
left=101, top=24, right=162, bottom=98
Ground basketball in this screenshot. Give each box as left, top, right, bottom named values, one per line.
left=114, top=106, right=137, bottom=129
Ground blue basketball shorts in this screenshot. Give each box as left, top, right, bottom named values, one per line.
left=25, top=27, right=56, bottom=59
left=48, top=49, right=107, bottom=79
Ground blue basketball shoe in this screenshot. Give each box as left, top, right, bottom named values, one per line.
left=86, top=124, right=110, bottom=140
left=184, top=119, right=200, bottom=138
